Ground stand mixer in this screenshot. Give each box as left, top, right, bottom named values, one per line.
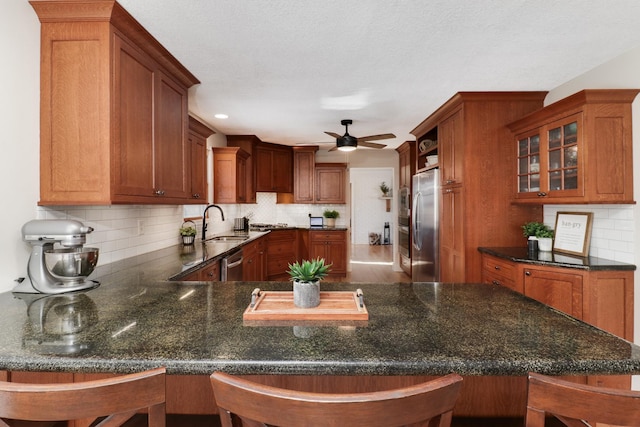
left=13, top=219, right=100, bottom=294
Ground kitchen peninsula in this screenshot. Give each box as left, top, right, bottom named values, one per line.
left=0, top=244, right=639, bottom=417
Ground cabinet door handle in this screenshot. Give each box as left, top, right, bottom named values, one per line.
left=537, top=192, right=547, bottom=197
left=445, top=189, right=453, bottom=193
left=192, top=193, right=200, bottom=199
left=494, top=265, right=501, bottom=271
left=491, top=280, right=501, bottom=286
left=154, top=189, right=165, bottom=196
left=525, top=271, right=531, bottom=276
left=445, top=179, right=456, bottom=185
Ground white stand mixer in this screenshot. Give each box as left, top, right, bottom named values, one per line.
left=13, top=219, right=100, bottom=294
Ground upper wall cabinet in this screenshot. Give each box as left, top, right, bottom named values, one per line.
left=507, top=89, right=640, bottom=204
left=226, top=135, right=261, bottom=203
left=255, top=142, right=293, bottom=193
left=188, top=116, right=214, bottom=203
left=31, top=0, right=199, bottom=205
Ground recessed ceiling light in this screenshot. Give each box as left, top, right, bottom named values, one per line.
left=214, top=113, right=228, bottom=119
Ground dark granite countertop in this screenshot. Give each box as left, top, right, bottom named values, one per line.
left=1, top=268, right=639, bottom=377
left=478, top=247, right=636, bottom=271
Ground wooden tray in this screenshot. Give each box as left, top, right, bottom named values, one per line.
left=243, top=289, right=368, bottom=321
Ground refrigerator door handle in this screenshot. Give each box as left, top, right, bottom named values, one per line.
left=412, top=191, right=422, bottom=251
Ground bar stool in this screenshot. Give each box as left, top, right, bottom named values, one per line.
left=210, top=371, right=463, bottom=427
left=0, top=367, right=166, bottom=426
left=525, top=372, right=640, bottom=426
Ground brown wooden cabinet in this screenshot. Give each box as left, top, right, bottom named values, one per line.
left=188, top=116, right=214, bottom=203
left=226, top=135, right=261, bottom=203
left=181, top=260, right=220, bottom=281
left=255, top=143, right=293, bottom=193
left=481, top=252, right=634, bottom=389
left=411, top=92, right=546, bottom=283
left=243, top=236, right=267, bottom=281
left=292, top=146, right=318, bottom=203
left=266, top=230, right=299, bottom=280
left=507, top=89, right=639, bottom=204
left=309, top=230, right=348, bottom=277
left=31, top=0, right=199, bottom=205
left=213, top=147, right=250, bottom=204
left=396, top=141, right=415, bottom=189
left=315, top=163, right=347, bottom=204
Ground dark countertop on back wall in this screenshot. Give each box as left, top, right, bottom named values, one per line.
left=478, top=247, right=636, bottom=271
left=0, top=236, right=639, bottom=377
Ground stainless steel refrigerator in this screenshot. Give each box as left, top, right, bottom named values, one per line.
left=411, top=169, right=440, bottom=282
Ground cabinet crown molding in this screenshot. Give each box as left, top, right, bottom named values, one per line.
left=29, top=0, right=199, bottom=88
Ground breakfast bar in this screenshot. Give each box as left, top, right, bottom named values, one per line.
left=0, top=246, right=639, bottom=416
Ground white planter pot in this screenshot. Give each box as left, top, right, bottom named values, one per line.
left=324, top=218, right=336, bottom=228
left=537, top=237, right=553, bottom=252
left=293, top=280, right=320, bottom=308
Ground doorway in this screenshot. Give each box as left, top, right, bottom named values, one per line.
left=349, top=167, right=397, bottom=275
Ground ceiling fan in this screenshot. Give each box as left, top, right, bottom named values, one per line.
left=323, top=119, right=396, bottom=152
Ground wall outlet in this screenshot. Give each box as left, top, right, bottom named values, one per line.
left=137, top=219, right=144, bottom=236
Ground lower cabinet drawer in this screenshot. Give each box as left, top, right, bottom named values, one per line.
left=482, top=255, right=516, bottom=281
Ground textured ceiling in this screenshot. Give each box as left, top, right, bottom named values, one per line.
left=118, top=0, right=640, bottom=150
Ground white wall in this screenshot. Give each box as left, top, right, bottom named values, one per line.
left=0, top=0, right=42, bottom=293
left=544, top=45, right=640, bottom=388
left=0, top=0, right=229, bottom=294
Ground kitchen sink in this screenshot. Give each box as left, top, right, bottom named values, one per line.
left=205, top=235, right=249, bottom=242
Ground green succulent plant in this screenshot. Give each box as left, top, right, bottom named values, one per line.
left=287, top=258, right=332, bottom=282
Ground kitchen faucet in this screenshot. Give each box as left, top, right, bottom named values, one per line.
left=202, top=204, right=225, bottom=241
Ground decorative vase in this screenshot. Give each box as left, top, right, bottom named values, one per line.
left=293, top=280, right=320, bottom=308
left=325, top=218, right=336, bottom=228
left=537, top=237, right=553, bottom=252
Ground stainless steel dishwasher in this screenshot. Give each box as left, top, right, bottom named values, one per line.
left=221, top=249, right=243, bottom=281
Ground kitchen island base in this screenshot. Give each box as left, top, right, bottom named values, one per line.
left=6, top=371, right=617, bottom=418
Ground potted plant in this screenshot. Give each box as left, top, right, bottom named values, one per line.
left=379, top=181, right=390, bottom=197
left=179, top=221, right=197, bottom=245
left=323, top=210, right=339, bottom=228
left=535, top=227, right=555, bottom=252
left=287, top=258, right=332, bottom=308
left=522, top=221, right=554, bottom=252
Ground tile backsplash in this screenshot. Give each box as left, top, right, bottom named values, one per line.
left=37, top=194, right=348, bottom=267
left=543, top=205, right=635, bottom=263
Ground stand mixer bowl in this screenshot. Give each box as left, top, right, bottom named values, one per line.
left=44, top=248, right=99, bottom=283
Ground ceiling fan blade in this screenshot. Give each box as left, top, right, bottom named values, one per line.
left=359, top=141, right=387, bottom=149
left=328, top=145, right=339, bottom=152
left=325, top=131, right=342, bottom=139
left=357, top=133, right=396, bottom=142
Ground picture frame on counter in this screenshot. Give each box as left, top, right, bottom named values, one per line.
left=553, top=212, right=593, bottom=257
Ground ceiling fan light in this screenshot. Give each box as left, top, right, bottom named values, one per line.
left=336, top=135, right=358, bottom=151
left=338, top=145, right=357, bottom=152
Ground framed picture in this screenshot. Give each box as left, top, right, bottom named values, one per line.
left=552, top=212, right=593, bottom=257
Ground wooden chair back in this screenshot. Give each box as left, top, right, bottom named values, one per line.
left=0, top=367, right=166, bottom=427
left=526, top=372, right=640, bottom=426
left=210, top=371, right=463, bottom=427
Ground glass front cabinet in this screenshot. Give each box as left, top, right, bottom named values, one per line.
left=508, top=90, right=639, bottom=204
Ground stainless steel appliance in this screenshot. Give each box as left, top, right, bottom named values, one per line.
left=411, top=169, right=440, bottom=282
left=14, top=220, right=100, bottom=294
left=221, top=249, right=243, bottom=281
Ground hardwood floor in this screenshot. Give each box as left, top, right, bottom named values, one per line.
left=327, top=243, right=413, bottom=283
left=124, top=245, right=527, bottom=427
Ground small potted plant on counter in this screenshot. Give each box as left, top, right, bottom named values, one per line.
left=522, top=221, right=554, bottom=252
left=179, top=221, right=197, bottom=245
left=287, top=258, right=332, bottom=308
left=323, top=209, right=339, bottom=228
